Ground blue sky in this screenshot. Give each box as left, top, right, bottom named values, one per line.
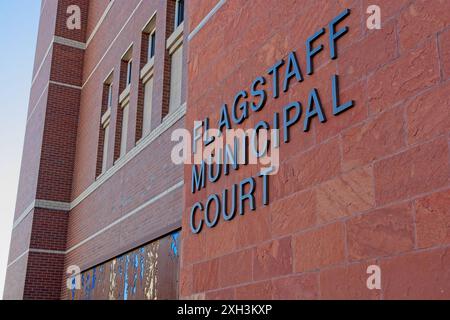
left=0, top=1, right=41, bottom=297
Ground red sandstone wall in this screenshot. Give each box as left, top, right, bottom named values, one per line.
left=181, top=0, right=450, bottom=299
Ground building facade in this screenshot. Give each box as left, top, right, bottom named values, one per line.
left=5, top=0, right=186, bottom=300
left=181, top=0, right=450, bottom=300
left=4, top=0, right=450, bottom=300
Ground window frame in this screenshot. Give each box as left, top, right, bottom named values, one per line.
left=142, top=75, right=154, bottom=137
left=175, top=0, right=184, bottom=28
left=126, top=59, right=133, bottom=86
left=107, top=83, right=113, bottom=108
left=148, top=29, right=156, bottom=60
left=166, top=14, right=184, bottom=114
left=98, top=70, right=114, bottom=177
left=168, top=44, right=183, bottom=113
left=119, top=102, right=130, bottom=158
left=101, top=121, right=110, bottom=174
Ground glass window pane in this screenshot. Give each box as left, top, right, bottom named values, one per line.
left=143, top=77, right=154, bottom=136
left=107, top=84, right=113, bottom=108
left=127, top=61, right=132, bottom=85
left=149, top=32, right=156, bottom=59
left=169, top=45, right=183, bottom=113
left=102, top=125, right=109, bottom=173
left=120, top=104, right=129, bottom=157
left=176, top=0, right=184, bottom=26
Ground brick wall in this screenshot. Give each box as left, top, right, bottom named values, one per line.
left=62, top=0, right=187, bottom=299
left=181, top=0, right=450, bottom=299
left=5, top=0, right=89, bottom=299
left=65, top=0, right=185, bottom=275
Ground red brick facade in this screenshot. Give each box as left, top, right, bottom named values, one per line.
left=4, top=0, right=186, bottom=300
left=4, top=0, right=450, bottom=300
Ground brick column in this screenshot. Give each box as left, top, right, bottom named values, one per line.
left=4, top=0, right=88, bottom=300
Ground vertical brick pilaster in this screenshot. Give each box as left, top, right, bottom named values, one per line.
left=162, top=0, right=176, bottom=119
left=4, top=0, right=88, bottom=300
left=113, top=60, right=130, bottom=161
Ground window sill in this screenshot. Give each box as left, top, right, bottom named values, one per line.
left=114, top=155, right=126, bottom=166
left=136, top=130, right=151, bottom=146
left=96, top=171, right=106, bottom=181
left=140, top=57, right=155, bottom=82
left=101, top=108, right=111, bottom=126
left=166, top=102, right=185, bottom=119
left=119, top=85, right=131, bottom=106
left=166, top=22, right=184, bottom=54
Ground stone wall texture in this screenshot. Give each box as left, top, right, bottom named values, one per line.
left=181, top=0, right=450, bottom=300
left=4, top=0, right=450, bottom=300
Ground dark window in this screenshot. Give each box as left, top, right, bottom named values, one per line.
left=176, top=0, right=184, bottom=27
left=127, top=60, right=132, bottom=85
left=149, top=31, right=156, bottom=59
left=107, top=84, right=113, bottom=108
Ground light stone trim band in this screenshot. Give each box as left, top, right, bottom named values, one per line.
left=8, top=179, right=184, bottom=268
left=29, top=248, right=66, bottom=255
left=188, top=0, right=227, bottom=41
left=31, top=36, right=86, bottom=88
left=34, top=200, right=71, bottom=212
left=167, top=23, right=184, bottom=54
left=48, top=80, right=82, bottom=90
left=53, top=36, right=86, bottom=50
left=27, top=80, right=81, bottom=124
left=12, top=202, right=35, bottom=229
left=7, top=248, right=66, bottom=269
left=7, top=250, right=28, bottom=269
left=12, top=200, right=71, bottom=230
left=66, top=180, right=184, bottom=254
